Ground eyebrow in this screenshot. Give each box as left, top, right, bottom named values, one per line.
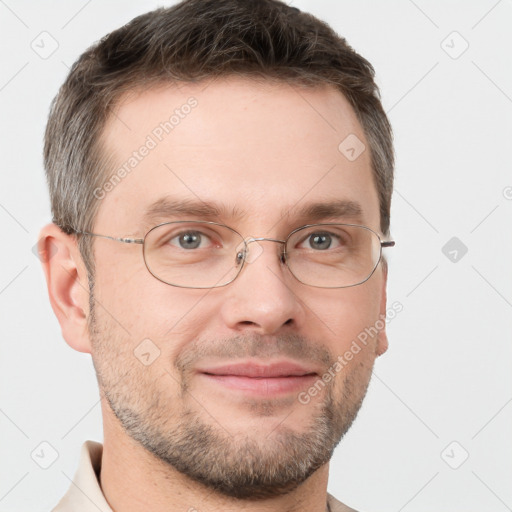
left=297, top=199, right=364, bottom=223
left=141, top=196, right=365, bottom=226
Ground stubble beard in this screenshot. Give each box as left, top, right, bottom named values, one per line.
left=88, top=290, right=374, bottom=500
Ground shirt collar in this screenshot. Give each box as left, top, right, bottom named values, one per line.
left=52, top=440, right=112, bottom=512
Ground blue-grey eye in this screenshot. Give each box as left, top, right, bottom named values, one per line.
left=308, top=232, right=333, bottom=250
left=171, top=231, right=206, bottom=249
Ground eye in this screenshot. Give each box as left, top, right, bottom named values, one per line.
left=169, top=230, right=213, bottom=250
left=297, top=230, right=346, bottom=251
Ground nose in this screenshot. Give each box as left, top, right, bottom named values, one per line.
left=219, top=239, right=305, bottom=335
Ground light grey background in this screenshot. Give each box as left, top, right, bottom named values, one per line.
left=1, top=1, right=511, bottom=511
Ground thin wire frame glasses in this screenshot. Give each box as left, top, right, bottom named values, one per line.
left=73, top=220, right=395, bottom=289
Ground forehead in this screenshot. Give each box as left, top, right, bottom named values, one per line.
left=96, top=77, right=380, bottom=233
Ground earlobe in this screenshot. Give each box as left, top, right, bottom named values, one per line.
left=38, top=223, right=92, bottom=354
left=376, top=264, right=389, bottom=357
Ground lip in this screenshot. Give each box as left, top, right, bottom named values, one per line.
left=196, top=360, right=320, bottom=396
left=197, top=360, right=319, bottom=378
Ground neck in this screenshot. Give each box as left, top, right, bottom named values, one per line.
left=99, top=411, right=331, bottom=512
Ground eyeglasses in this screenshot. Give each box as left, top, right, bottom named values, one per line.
left=73, top=220, right=395, bottom=289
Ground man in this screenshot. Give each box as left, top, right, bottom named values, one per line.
left=38, top=0, right=395, bottom=510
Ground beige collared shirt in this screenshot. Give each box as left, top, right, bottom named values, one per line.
left=51, top=441, right=357, bottom=512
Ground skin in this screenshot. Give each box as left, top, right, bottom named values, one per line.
left=39, top=77, right=389, bottom=512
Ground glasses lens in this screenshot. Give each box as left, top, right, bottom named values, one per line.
left=285, top=224, right=382, bottom=288
left=143, top=221, right=244, bottom=288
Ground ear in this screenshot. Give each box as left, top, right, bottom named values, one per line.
left=37, top=223, right=92, bottom=353
left=376, top=261, right=389, bottom=357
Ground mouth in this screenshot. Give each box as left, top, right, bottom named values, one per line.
left=196, top=360, right=320, bottom=396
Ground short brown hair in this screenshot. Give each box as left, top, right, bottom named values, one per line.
left=44, top=0, right=394, bottom=276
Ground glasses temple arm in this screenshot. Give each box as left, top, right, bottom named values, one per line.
left=73, top=230, right=144, bottom=244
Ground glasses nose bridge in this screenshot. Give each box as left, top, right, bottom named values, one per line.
left=246, top=236, right=286, bottom=245
left=241, top=236, right=287, bottom=264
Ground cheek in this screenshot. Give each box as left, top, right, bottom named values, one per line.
left=93, top=243, right=168, bottom=322
left=94, top=253, right=148, bottom=322
left=92, top=249, right=215, bottom=355
left=317, top=277, right=383, bottom=356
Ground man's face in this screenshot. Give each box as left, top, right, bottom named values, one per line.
left=88, top=78, right=388, bottom=498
